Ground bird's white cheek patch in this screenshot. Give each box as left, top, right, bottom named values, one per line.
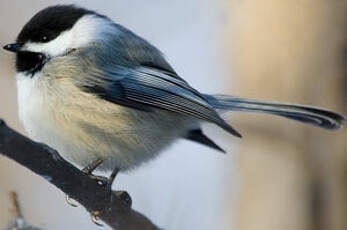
left=23, top=30, right=74, bottom=57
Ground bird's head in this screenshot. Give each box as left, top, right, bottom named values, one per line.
left=3, top=5, right=114, bottom=76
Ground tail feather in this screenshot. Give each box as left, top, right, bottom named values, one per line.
left=186, top=129, right=226, bottom=153
left=205, top=94, right=346, bottom=130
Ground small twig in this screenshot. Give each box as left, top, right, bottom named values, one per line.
left=0, top=119, right=160, bottom=230
left=2, top=191, right=43, bottom=230
left=9, top=191, right=22, bottom=218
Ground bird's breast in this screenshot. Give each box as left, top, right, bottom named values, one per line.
left=15, top=72, right=195, bottom=170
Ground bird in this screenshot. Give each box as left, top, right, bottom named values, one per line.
left=3, top=4, right=345, bottom=201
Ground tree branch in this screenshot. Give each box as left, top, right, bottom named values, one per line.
left=0, top=119, right=160, bottom=230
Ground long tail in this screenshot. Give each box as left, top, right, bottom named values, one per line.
left=204, top=94, right=346, bottom=130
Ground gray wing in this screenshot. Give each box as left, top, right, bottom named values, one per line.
left=78, top=65, right=241, bottom=137
left=70, top=23, right=240, bottom=137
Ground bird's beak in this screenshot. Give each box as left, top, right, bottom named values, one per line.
left=3, top=43, right=21, bottom=53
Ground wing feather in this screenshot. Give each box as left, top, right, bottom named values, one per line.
left=78, top=65, right=241, bottom=137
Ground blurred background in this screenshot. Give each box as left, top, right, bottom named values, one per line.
left=0, top=0, right=346, bottom=230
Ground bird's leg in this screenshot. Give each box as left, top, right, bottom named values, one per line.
left=82, top=158, right=104, bottom=174
left=106, top=167, right=119, bottom=193
left=66, top=159, right=105, bottom=207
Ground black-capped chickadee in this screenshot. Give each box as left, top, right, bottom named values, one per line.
left=3, top=5, right=345, bottom=189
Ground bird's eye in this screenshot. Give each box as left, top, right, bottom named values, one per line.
left=41, top=35, right=48, bottom=42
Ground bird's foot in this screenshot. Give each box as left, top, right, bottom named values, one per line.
left=91, top=211, right=104, bottom=227
left=65, top=159, right=105, bottom=208
left=89, top=191, right=132, bottom=227
left=65, top=160, right=120, bottom=228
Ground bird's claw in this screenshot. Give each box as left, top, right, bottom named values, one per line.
left=65, top=195, right=78, bottom=207
left=91, top=211, right=103, bottom=227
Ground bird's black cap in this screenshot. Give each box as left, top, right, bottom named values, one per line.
left=16, top=5, right=95, bottom=45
